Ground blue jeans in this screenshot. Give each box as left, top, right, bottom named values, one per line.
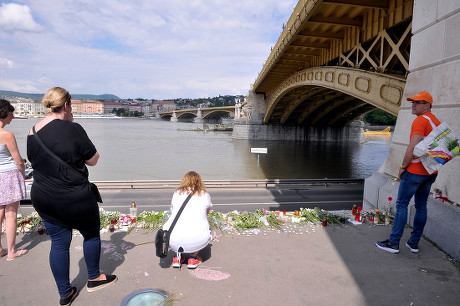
left=389, top=171, right=437, bottom=246
left=43, top=220, right=101, bottom=298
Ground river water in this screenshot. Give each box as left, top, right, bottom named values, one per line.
left=9, top=118, right=392, bottom=181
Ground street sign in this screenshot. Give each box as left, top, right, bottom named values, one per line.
left=251, top=148, right=267, bottom=154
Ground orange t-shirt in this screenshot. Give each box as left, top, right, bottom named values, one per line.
left=407, top=112, right=441, bottom=175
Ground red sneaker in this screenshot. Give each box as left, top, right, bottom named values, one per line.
left=172, top=256, right=185, bottom=268
left=187, top=256, right=202, bottom=269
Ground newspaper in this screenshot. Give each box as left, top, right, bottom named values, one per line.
left=413, top=121, right=460, bottom=174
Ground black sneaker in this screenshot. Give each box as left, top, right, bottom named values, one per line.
left=376, top=240, right=399, bottom=254
left=87, top=275, right=118, bottom=292
left=406, top=241, right=419, bottom=253
left=59, top=287, right=78, bottom=306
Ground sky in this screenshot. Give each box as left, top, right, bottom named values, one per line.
left=0, top=0, right=298, bottom=99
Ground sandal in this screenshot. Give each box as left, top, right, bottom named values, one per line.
left=7, top=249, right=28, bottom=261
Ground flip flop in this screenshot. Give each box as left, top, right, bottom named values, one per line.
left=7, top=249, right=28, bottom=261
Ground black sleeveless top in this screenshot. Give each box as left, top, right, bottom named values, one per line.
left=27, top=119, right=99, bottom=229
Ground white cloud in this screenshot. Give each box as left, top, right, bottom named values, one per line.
left=0, top=58, right=14, bottom=68
left=0, top=3, right=42, bottom=32
left=0, top=0, right=298, bottom=98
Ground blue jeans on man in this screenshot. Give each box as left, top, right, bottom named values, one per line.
left=377, top=171, right=437, bottom=253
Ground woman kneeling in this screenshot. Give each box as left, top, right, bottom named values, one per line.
left=163, top=171, right=212, bottom=269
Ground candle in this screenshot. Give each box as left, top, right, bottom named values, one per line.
left=322, top=218, right=327, bottom=226
left=294, top=210, right=299, bottom=216
left=355, top=213, right=360, bottom=222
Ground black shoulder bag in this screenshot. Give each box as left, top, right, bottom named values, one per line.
left=155, top=193, right=192, bottom=258
left=32, top=126, right=103, bottom=203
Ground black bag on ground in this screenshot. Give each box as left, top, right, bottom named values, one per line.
left=154, top=194, right=192, bottom=258
left=155, top=229, right=169, bottom=258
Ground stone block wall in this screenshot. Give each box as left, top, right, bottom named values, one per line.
left=364, top=0, right=460, bottom=260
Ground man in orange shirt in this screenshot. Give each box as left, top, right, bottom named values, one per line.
left=376, top=91, right=440, bottom=254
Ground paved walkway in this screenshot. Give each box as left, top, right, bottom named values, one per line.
left=1, top=222, right=459, bottom=305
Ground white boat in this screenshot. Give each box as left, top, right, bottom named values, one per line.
left=73, top=114, right=121, bottom=119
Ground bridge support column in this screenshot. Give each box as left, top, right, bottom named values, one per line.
left=364, top=3, right=460, bottom=261
left=194, top=108, right=203, bottom=123
left=170, top=110, right=178, bottom=122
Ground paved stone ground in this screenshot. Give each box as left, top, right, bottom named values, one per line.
left=1, top=222, right=459, bottom=306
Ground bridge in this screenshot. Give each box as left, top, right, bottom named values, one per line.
left=237, top=0, right=460, bottom=260
left=159, top=106, right=235, bottom=122
left=235, top=0, right=412, bottom=139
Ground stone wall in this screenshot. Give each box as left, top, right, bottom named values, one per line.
left=364, top=0, right=460, bottom=260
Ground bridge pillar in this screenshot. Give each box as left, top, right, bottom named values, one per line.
left=170, top=110, right=178, bottom=122
left=364, top=2, right=460, bottom=261
left=194, top=108, right=203, bottom=123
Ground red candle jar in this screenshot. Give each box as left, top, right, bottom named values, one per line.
left=369, top=216, right=374, bottom=222
left=354, top=213, right=360, bottom=222
left=111, top=217, right=117, bottom=225
left=358, top=206, right=362, bottom=212
left=283, top=210, right=286, bottom=215
left=352, top=204, right=357, bottom=215
left=322, top=218, right=327, bottom=226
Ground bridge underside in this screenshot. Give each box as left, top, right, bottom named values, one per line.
left=268, top=85, right=375, bottom=126
left=263, top=66, right=405, bottom=126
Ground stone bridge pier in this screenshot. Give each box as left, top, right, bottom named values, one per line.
left=232, top=91, right=364, bottom=143
left=364, top=2, right=460, bottom=261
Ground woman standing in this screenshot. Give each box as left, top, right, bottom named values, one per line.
left=27, top=87, right=116, bottom=306
left=0, top=99, right=27, bottom=260
left=163, top=171, right=212, bottom=269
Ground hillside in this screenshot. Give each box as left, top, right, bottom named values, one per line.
left=0, top=90, right=120, bottom=101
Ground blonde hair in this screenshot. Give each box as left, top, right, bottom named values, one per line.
left=176, top=171, right=206, bottom=196
left=42, top=87, right=71, bottom=113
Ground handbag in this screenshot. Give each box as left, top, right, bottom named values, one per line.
left=413, top=115, right=460, bottom=174
left=155, top=193, right=192, bottom=258
left=32, top=126, right=103, bottom=203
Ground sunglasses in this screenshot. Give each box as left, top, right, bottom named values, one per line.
left=411, top=101, right=428, bottom=105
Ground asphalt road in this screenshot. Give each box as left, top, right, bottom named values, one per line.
left=20, top=184, right=363, bottom=214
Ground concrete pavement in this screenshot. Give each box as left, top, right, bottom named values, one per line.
left=1, top=220, right=459, bottom=305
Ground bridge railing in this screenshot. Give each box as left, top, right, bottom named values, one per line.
left=94, top=178, right=364, bottom=190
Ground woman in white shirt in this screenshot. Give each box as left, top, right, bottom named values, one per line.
left=163, top=171, right=212, bottom=269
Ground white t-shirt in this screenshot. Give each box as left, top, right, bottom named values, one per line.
left=163, top=191, right=212, bottom=253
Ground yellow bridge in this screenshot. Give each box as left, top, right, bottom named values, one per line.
left=248, top=0, right=412, bottom=127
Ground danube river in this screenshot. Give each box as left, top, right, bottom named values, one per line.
left=9, top=118, right=392, bottom=181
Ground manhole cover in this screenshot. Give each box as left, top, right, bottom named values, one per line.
left=120, top=288, right=170, bottom=306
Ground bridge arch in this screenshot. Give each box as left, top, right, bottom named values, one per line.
left=263, top=66, right=405, bottom=126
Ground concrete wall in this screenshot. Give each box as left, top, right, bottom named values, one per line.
left=364, top=0, right=460, bottom=260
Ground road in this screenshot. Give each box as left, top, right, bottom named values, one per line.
left=20, top=184, right=363, bottom=214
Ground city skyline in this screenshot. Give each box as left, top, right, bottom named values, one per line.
left=0, top=0, right=297, bottom=100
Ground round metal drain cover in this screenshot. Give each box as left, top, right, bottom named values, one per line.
left=120, top=288, right=170, bottom=306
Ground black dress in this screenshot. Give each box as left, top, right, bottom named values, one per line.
left=27, top=119, right=99, bottom=230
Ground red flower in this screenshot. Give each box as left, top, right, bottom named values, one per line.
left=388, top=197, right=393, bottom=201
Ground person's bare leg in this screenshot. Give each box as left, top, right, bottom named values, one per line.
left=5, top=202, right=19, bottom=256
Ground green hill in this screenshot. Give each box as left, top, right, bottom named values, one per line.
left=0, top=90, right=120, bottom=101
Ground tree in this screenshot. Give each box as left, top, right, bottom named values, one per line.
left=363, top=109, right=397, bottom=125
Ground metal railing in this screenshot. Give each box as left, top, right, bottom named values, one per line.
left=93, top=178, right=364, bottom=190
